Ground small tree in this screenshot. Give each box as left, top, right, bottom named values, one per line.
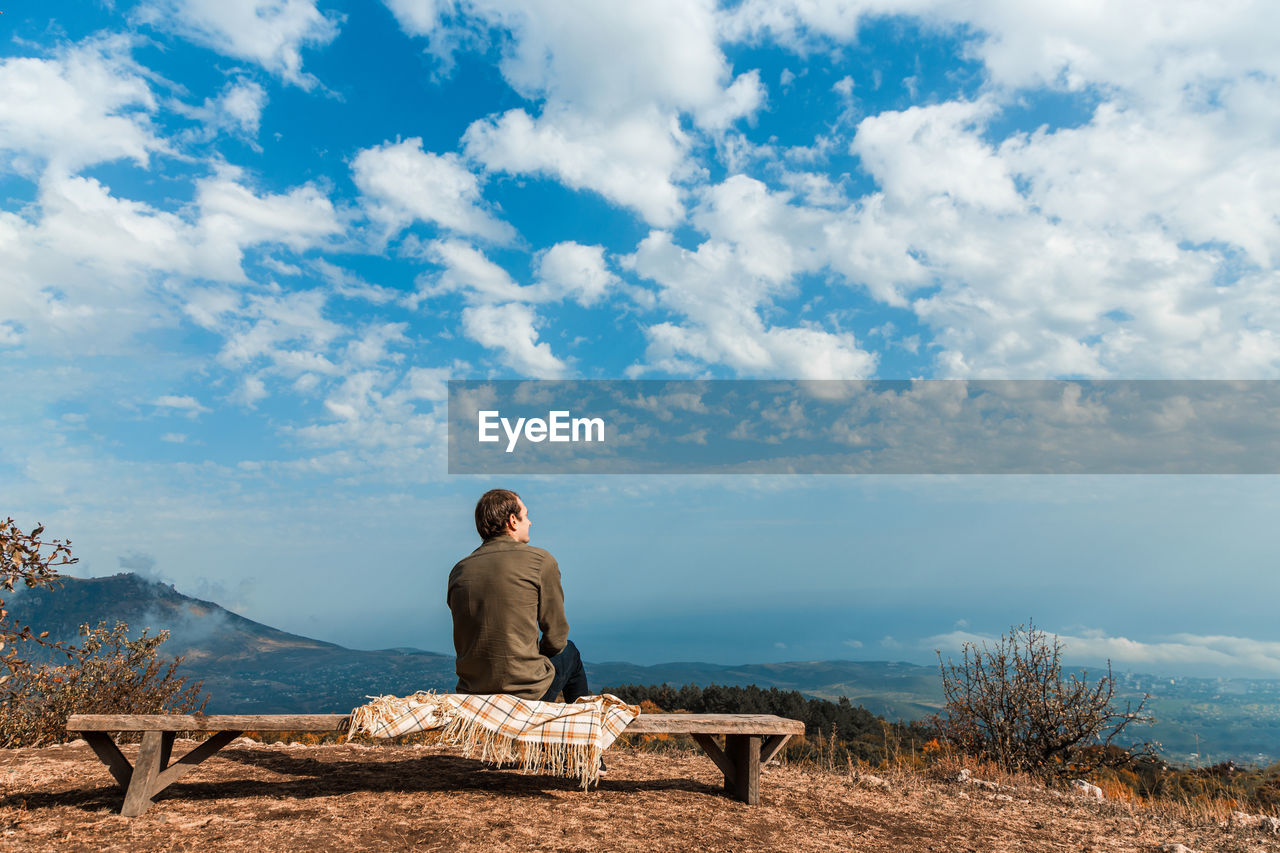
left=936, top=620, right=1152, bottom=779
left=0, top=517, right=207, bottom=746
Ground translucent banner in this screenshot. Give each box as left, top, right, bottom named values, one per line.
left=447, top=380, right=1280, bottom=474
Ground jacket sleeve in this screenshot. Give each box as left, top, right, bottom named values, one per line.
left=537, top=553, right=570, bottom=657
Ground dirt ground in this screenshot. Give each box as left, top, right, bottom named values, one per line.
left=1, top=739, right=1277, bottom=852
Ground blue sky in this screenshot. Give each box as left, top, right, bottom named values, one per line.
left=3, top=1, right=1279, bottom=677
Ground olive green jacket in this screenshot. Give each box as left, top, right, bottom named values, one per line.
left=447, top=537, right=570, bottom=700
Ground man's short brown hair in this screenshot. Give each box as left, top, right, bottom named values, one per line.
left=475, top=489, right=522, bottom=540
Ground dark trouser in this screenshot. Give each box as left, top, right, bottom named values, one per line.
left=540, top=639, right=590, bottom=702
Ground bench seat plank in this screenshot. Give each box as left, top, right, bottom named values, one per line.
left=68, top=712, right=804, bottom=735
left=627, top=714, right=803, bottom=735
left=67, top=714, right=350, bottom=732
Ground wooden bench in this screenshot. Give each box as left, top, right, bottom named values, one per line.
left=66, top=712, right=804, bottom=816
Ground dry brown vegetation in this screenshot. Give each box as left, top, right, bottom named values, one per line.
left=3, top=738, right=1280, bottom=852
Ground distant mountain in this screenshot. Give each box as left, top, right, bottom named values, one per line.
left=9, top=573, right=456, bottom=713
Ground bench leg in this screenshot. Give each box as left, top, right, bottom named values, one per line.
left=121, top=731, right=165, bottom=817
left=151, top=729, right=242, bottom=793
left=690, top=733, right=735, bottom=784
left=760, top=733, right=792, bottom=766
left=82, top=732, right=132, bottom=791
left=723, top=734, right=761, bottom=805
left=80, top=730, right=243, bottom=816
left=159, top=731, right=175, bottom=771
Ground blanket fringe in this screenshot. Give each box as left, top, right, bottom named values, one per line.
left=441, top=712, right=603, bottom=789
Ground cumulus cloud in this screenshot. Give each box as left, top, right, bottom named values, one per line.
left=534, top=242, right=616, bottom=307
left=845, top=96, right=1280, bottom=377
left=462, top=302, right=566, bottom=377
left=416, top=239, right=532, bottom=304
left=138, top=0, right=341, bottom=89
left=413, top=239, right=618, bottom=373
left=352, top=138, right=515, bottom=243
left=630, top=229, right=876, bottom=379
left=457, top=0, right=766, bottom=225
left=624, top=176, right=883, bottom=378
left=382, top=0, right=452, bottom=37
left=709, top=0, right=1280, bottom=379
left=0, top=35, right=165, bottom=174
left=0, top=168, right=342, bottom=369
left=476, top=0, right=754, bottom=126
left=463, top=106, right=689, bottom=227
left=177, top=79, right=269, bottom=141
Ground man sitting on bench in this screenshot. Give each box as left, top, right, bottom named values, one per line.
left=447, top=489, right=592, bottom=706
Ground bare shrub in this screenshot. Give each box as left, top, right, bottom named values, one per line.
left=0, top=518, right=207, bottom=746
left=1, top=516, right=77, bottom=657
left=1, top=621, right=208, bottom=746
left=936, top=620, right=1152, bottom=780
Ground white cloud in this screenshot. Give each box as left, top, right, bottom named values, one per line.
left=138, top=0, right=341, bottom=89
left=844, top=97, right=1280, bottom=377
left=417, top=239, right=532, bottom=304
left=710, top=1, right=1280, bottom=379
left=404, top=238, right=573, bottom=377
left=219, top=80, right=269, bottom=134
left=463, top=106, right=688, bottom=227
left=312, top=260, right=400, bottom=305
left=852, top=98, right=1021, bottom=212
left=414, top=239, right=616, bottom=374
left=534, top=242, right=615, bottom=307
left=1002, top=89, right=1280, bottom=269
left=195, top=172, right=343, bottom=278
left=382, top=0, right=451, bottom=37
left=153, top=395, right=210, bottom=416
left=0, top=169, right=343, bottom=371
left=290, top=363, right=445, bottom=450
left=213, top=288, right=343, bottom=371
left=621, top=175, right=892, bottom=378
left=686, top=69, right=767, bottom=132
left=629, top=228, right=876, bottom=379
left=0, top=35, right=164, bottom=174
left=457, top=0, right=766, bottom=225
left=461, top=302, right=566, bottom=377
left=352, top=138, right=515, bottom=243
left=178, top=79, right=269, bottom=141
left=477, top=0, right=750, bottom=126
left=947, top=1, right=1280, bottom=102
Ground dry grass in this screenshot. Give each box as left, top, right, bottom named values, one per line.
left=2, top=739, right=1280, bottom=852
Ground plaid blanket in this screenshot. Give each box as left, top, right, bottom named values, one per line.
left=347, top=692, right=639, bottom=788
